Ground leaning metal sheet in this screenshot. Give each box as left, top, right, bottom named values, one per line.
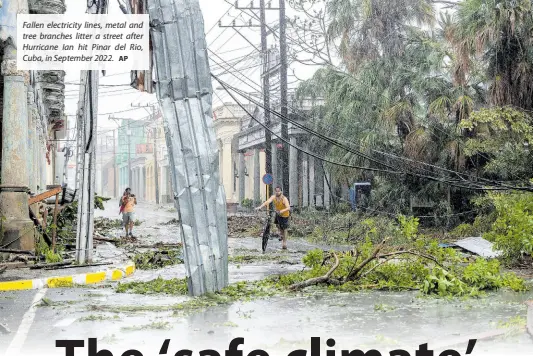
left=453, top=236, right=501, bottom=258
left=148, top=0, right=229, bottom=296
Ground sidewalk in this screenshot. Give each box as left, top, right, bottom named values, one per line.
left=0, top=243, right=134, bottom=290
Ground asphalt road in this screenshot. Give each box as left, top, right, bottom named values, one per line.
left=1, top=200, right=532, bottom=356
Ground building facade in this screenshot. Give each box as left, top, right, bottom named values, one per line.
left=234, top=100, right=331, bottom=210
left=0, top=0, right=67, bottom=251
left=109, top=107, right=172, bottom=205
left=213, top=103, right=257, bottom=205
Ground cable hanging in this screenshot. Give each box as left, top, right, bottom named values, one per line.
left=214, top=74, right=532, bottom=192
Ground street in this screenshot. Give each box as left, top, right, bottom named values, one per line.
left=1, top=200, right=533, bottom=356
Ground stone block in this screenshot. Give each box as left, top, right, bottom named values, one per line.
left=0, top=219, right=35, bottom=251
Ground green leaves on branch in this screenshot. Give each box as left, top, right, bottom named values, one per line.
left=483, top=191, right=533, bottom=264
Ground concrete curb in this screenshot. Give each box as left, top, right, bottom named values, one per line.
left=0, top=263, right=135, bottom=291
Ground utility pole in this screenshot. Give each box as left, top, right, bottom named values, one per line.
left=75, top=0, right=107, bottom=264
left=279, top=0, right=289, bottom=198
left=113, top=129, right=117, bottom=198
left=127, top=128, right=132, bottom=188
left=153, top=125, right=160, bottom=205
left=260, top=0, right=273, bottom=205
left=229, top=0, right=281, bottom=203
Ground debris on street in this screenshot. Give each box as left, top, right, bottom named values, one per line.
left=453, top=236, right=502, bottom=258
left=160, top=218, right=180, bottom=226
left=128, top=247, right=183, bottom=270
left=227, top=215, right=262, bottom=238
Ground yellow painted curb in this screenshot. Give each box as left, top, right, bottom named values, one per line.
left=0, top=263, right=135, bottom=291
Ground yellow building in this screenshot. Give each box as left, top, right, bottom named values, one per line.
left=213, top=103, right=261, bottom=204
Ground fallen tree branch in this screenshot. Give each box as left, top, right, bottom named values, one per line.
left=289, top=252, right=340, bottom=291
left=377, top=250, right=444, bottom=268
left=359, top=256, right=397, bottom=280
left=345, top=237, right=391, bottom=282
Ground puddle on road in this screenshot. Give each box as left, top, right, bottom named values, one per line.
left=65, top=200, right=533, bottom=354
left=30, top=288, right=533, bottom=355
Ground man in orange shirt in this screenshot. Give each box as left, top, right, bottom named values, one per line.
left=121, top=188, right=137, bottom=237
left=255, top=186, right=291, bottom=249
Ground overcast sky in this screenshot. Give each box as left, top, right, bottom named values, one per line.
left=63, top=0, right=317, bottom=134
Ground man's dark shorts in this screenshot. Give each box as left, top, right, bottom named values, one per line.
left=275, top=215, right=289, bottom=230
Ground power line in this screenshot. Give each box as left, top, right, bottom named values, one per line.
left=224, top=81, right=513, bottom=191
left=207, top=48, right=532, bottom=191
left=215, top=75, right=530, bottom=192
left=66, top=106, right=156, bottom=117
left=214, top=81, right=401, bottom=174
left=240, top=83, right=533, bottom=191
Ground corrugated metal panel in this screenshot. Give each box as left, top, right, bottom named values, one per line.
left=148, top=0, right=228, bottom=296
left=453, top=236, right=501, bottom=258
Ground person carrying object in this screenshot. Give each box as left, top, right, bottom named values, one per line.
left=121, top=188, right=137, bottom=238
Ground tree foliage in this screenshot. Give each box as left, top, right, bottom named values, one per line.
left=294, top=0, right=533, bottom=224
left=484, top=192, right=533, bottom=263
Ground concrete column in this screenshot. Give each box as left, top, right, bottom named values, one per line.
left=254, top=148, right=260, bottom=204
left=132, top=167, right=135, bottom=192
left=135, top=168, right=139, bottom=195
left=289, top=136, right=298, bottom=206
left=132, top=167, right=136, bottom=198
left=0, top=46, right=34, bottom=251
left=131, top=168, right=135, bottom=194
left=139, top=168, right=142, bottom=198
left=324, top=170, right=330, bottom=210
left=302, top=143, right=309, bottom=207
left=309, top=156, right=315, bottom=207
left=41, top=143, right=47, bottom=189
left=271, top=142, right=278, bottom=188
left=141, top=167, right=145, bottom=201
left=32, top=123, right=39, bottom=192
left=222, top=138, right=232, bottom=202
left=238, top=152, right=245, bottom=205
left=27, top=90, right=35, bottom=193
left=36, top=135, right=42, bottom=191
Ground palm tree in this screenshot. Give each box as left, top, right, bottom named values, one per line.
left=453, top=0, right=533, bottom=110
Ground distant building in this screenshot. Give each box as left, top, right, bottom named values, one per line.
left=116, top=118, right=148, bottom=196
left=233, top=96, right=330, bottom=209
left=213, top=103, right=256, bottom=205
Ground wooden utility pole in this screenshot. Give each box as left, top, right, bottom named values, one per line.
left=259, top=0, right=273, bottom=204
left=228, top=0, right=282, bottom=203
left=113, top=129, right=117, bottom=198
left=279, top=0, right=289, bottom=198
left=127, top=128, right=132, bottom=188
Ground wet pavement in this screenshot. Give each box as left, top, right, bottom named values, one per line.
left=1, top=200, right=532, bottom=355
